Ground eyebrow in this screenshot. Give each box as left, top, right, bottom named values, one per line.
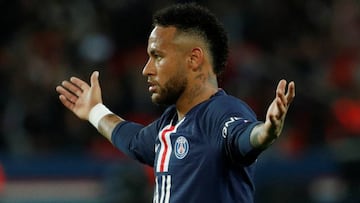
left=148, top=48, right=164, bottom=57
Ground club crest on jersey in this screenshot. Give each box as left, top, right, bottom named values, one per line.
left=174, top=136, right=189, bottom=159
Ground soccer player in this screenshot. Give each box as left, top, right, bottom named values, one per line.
left=56, top=3, right=295, bottom=203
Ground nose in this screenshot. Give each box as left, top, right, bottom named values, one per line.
left=142, top=58, right=154, bottom=76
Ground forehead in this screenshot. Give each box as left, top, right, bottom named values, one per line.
left=147, top=26, right=177, bottom=51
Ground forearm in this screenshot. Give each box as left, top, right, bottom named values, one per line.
left=98, top=114, right=125, bottom=143
left=250, top=123, right=277, bottom=149
left=88, top=103, right=125, bottom=143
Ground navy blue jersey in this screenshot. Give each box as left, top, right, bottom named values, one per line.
left=112, top=90, right=263, bottom=203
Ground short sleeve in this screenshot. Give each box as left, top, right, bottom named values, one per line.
left=111, top=121, right=157, bottom=166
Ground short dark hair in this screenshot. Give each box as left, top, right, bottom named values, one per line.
left=152, top=3, right=229, bottom=75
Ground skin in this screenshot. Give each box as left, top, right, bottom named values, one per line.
left=143, top=26, right=218, bottom=119
left=56, top=25, right=295, bottom=149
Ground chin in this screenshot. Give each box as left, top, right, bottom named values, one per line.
left=151, top=94, right=171, bottom=106
left=151, top=94, right=161, bottom=104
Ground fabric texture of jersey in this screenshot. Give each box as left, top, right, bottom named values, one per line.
left=112, top=90, right=263, bottom=203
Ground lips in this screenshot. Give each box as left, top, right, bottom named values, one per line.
left=147, top=80, right=158, bottom=92
left=149, top=85, right=157, bottom=92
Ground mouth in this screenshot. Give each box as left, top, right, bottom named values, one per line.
left=147, top=80, right=158, bottom=93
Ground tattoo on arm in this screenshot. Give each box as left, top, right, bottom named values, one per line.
left=250, top=123, right=275, bottom=149
left=250, top=125, right=262, bottom=148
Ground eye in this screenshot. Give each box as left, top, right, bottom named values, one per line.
left=149, top=50, right=162, bottom=61
left=154, top=53, right=162, bottom=60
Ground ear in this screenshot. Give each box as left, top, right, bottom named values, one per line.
left=188, top=47, right=204, bottom=71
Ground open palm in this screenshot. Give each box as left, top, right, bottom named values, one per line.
left=264, top=79, right=295, bottom=139
left=56, top=71, right=103, bottom=120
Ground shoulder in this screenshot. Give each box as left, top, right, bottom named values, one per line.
left=204, top=90, right=257, bottom=120
left=187, top=90, right=258, bottom=135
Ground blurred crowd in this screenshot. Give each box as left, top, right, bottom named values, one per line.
left=0, top=0, right=359, bottom=202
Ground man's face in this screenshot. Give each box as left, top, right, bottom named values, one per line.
left=143, top=26, right=188, bottom=105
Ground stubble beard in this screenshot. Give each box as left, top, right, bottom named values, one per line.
left=151, top=73, right=187, bottom=106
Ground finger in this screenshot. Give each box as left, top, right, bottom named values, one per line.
left=58, top=94, right=75, bottom=110
left=90, top=71, right=99, bottom=88
left=276, top=80, right=287, bottom=105
left=70, top=77, right=90, bottom=91
left=286, top=81, right=295, bottom=104
left=269, top=97, right=286, bottom=121
left=61, top=80, right=82, bottom=97
left=56, top=85, right=78, bottom=103
left=276, top=97, right=286, bottom=116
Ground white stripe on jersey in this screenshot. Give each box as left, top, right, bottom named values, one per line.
left=156, top=118, right=185, bottom=172
left=155, top=175, right=171, bottom=203
left=165, top=175, right=171, bottom=203
left=153, top=118, right=184, bottom=203
left=156, top=124, right=173, bottom=172
left=160, top=175, right=166, bottom=203
left=153, top=177, right=159, bottom=203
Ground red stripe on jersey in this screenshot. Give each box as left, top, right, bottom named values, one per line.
left=159, top=125, right=175, bottom=172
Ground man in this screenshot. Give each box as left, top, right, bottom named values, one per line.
left=56, top=3, right=295, bottom=203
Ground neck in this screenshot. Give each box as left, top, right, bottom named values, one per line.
left=176, top=75, right=218, bottom=120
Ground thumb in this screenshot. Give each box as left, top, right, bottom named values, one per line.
left=89, top=70, right=103, bottom=105
left=90, top=71, right=100, bottom=88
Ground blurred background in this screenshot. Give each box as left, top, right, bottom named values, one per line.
left=0, top=0, right=359, bottom=202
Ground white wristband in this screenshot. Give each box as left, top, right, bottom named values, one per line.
left=88, top=103, right=113, bottom=129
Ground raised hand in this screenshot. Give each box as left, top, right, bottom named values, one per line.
left=250, top=79, right=295, bottom=148
left=264, top=79, right=295, bottom=139
left=55, top=71, right=103, bottom=120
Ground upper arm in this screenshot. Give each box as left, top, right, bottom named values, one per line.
left=207, top=98, right=263, bottom=165
left=222, top=119, right=263, bottom=165
left=111, top=121, right=158, bottom=166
